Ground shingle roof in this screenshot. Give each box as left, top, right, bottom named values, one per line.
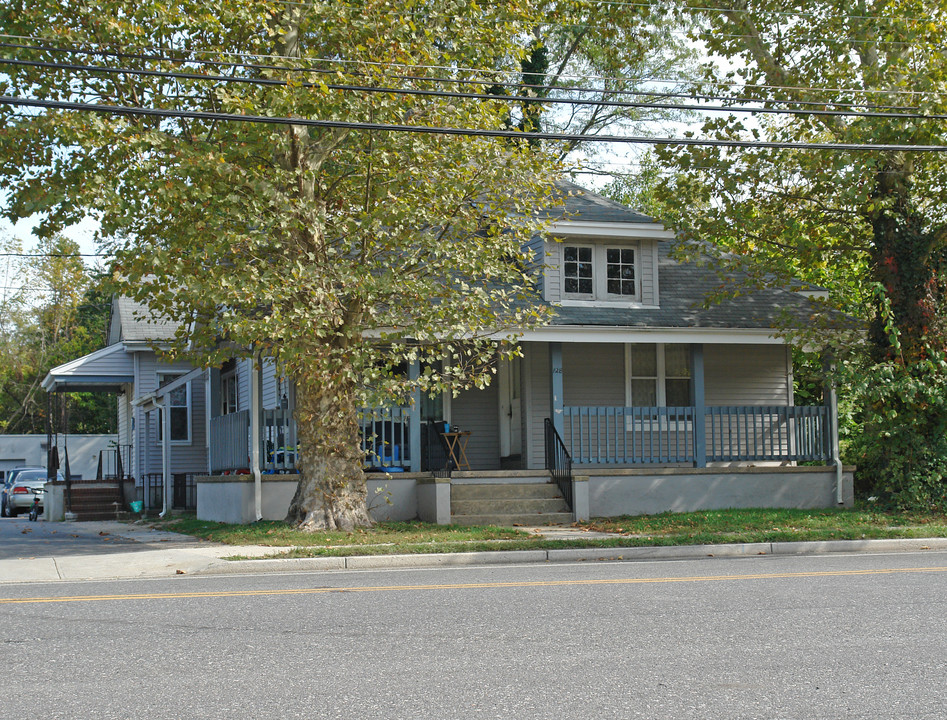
left=113, top=296, right=181, bottom=343
left=543, top=180, right=657, bottom=225
left=547, top=241, right=840, bottom=330
left=539, top=182, right=850, bottom=332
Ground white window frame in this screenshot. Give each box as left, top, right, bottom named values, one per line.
left=624, top=343, right=692, bottom=428
left=157, top=373, right=192, bottom=445
left=221, top=369, right=238, bottom=416
left=561, top=242, right=640, bottom=301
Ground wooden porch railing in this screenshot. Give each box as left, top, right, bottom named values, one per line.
left=562, top=405, right=830, bottom=466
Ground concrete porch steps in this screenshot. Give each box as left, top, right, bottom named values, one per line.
left=450, top=481, right=573, bottom=527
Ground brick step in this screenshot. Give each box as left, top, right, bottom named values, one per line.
left=69, top=501, right=123, bottom=512
left=69, top=510, right=134, bottom=522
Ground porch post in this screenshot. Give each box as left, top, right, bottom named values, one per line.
left=822, top=353, right=839, bottom=462
left=161, top=395, right=171, bottom=517
left=143, top=410, right=151, bottom=510
left=549, top=342, right=564, bottom=436
left=691, top=343, right=706, bottom=468
left=250, top=358, right=262, bottom=522
left=408, top=358, right=421, bottom=472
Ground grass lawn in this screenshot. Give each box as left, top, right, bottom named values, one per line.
left=145, top=505, right=947, bottom=559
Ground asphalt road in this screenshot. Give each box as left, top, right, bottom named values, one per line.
left=1, top=550, right=946, bottom=719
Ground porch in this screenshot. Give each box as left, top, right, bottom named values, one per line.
left=207, top=403, right=831, bottom=475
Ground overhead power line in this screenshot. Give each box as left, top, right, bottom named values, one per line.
left=0, top=40, right=930, bottom=114
left=2, top=94, right=946, bottom=153
left=3, top=56, right=944, bottom=123
left=2, top=34, right=941, bottom=102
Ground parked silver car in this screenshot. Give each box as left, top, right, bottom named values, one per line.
left=1, top=466, right=46, bottom=517
left=2, top=469, right=61, bottom=517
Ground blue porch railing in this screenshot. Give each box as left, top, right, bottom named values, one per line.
left=209, top=406, right=414, bottom=474
left=360, top=406, right=411, bottom=470
left=562, top=405, right=829, bottom=465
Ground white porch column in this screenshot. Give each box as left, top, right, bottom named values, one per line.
left=250, top=359, right=262, bottom=521
left=161, top=395, right=171, bottom=517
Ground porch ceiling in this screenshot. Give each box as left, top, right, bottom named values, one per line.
left=42, top=343, right=134, bottom=393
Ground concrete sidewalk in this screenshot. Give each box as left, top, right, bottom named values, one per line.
left=2, top=519, right=947, bottom=584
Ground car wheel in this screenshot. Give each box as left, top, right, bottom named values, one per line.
left=1, top=499, right=7, bottom=518
left=7, top=504, right=16, bottom=517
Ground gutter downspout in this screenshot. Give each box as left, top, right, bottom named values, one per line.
left=250, top=357, right=262, bottom=522
left=824, top=356, right=844, bottom=505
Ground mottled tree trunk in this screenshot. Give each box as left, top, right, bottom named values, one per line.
left=868, top=157, right=944, bottom=363
left=285, top=376, right=372, bottom=531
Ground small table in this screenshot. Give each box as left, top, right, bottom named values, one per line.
left=442, top=431, right=472, bottom=471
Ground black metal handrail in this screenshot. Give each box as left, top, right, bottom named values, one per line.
left=544, top=418, right=573, bottom=511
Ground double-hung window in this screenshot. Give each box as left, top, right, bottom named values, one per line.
left=221, top=370, right=238, bottom=416
left=626, top=344, right=692, bottom=408
left=157, top=373, right=191, bottom=443
left=563, top=244, right=638, bottom=300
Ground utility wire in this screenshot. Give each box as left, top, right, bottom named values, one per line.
left=1, top=34, right=940, bottom=102
left=3, top=40, right=929, bottom=114
left=4, top=56, right=943, bottom=123
left=3, top=94, right=946, bottom=153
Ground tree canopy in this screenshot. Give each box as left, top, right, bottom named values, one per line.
left=0, top=0, right=564, bottom=528
left=650, top=0, right=947, bottom=508
left=0, top=234, right=113, bottom=434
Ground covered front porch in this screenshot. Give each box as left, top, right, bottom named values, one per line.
left=206, top=340, right=837, bottom=475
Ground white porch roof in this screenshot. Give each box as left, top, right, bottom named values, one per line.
left=41, top=343, right=134, bottom=392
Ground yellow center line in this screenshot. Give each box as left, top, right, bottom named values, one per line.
left=2, top=565, right=947, bottom=605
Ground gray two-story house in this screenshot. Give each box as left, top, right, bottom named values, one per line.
left=44, top=182, right=851, bottom=524
left=198, top=182, right=851, bottom=524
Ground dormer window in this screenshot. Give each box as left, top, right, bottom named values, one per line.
left=563, top=246, right=594, bottom=295
left=562, top=243, right=638, bottom=300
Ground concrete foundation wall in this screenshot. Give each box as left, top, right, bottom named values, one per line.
left=587, top=466, right=854, bottom=517
left=196, top=474, right=420, bottom=525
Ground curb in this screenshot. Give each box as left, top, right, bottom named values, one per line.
left=191, top=537, right=947, bottom=576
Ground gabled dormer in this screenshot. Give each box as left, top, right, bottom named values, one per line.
left=540, top=182, right=673, bottom=308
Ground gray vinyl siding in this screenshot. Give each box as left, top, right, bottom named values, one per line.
left=562, top=343, right=625, bottom=406
left=451, top=380, right=501, bottom=471
left=523, top=342, right=551, bottom=470
left=135, top=353, right=208, bottom=476
left=641, top=241, right=658, bottom=305
left=544, top=241, right=562, bottom=301
left=262, top=357, right=279, bottom=408
left=544, top=238, right=658, bottom=305
left=704, top=345, right=790, bottom=406
left=525, top=232, right=546, bottom=297
left=237, top=359, right=252, bottom=414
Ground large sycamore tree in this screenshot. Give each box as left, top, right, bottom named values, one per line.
left=652, top=1, right=947, bottom=507
left=0, top=1, right=560, bottom=529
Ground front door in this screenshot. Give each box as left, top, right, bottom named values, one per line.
left=498, top=356, right=522, bottom=458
